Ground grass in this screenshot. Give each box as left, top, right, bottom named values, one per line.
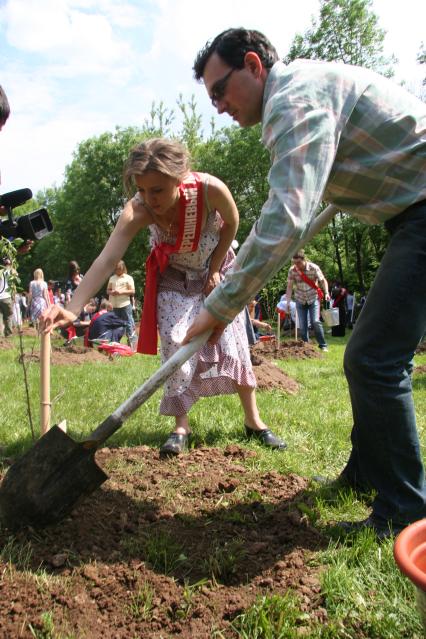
left=1, top=329, right=426, bottom=637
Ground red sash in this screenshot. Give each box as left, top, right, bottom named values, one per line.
left=296, top=266, right=324, bottom=301
left=137, top=173, right=203, bottom=355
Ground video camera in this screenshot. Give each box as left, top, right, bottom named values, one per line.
left=0, top=188, right=53, bottom=241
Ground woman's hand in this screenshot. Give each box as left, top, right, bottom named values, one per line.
left=203, top=270, right=220, bottom=296
left=40, top=305, right=78, bottom=334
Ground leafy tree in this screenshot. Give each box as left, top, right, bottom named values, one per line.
left=284, top=0, right=396, bottom=76
left=194, top=125, right=270, bottom=242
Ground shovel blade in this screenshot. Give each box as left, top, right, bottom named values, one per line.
left=0, top=426, right=108, bottom=530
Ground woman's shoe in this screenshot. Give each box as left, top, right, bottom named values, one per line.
left=160, top=432, right=189, bottom=457
left=244, top=425, right=287, bottom=450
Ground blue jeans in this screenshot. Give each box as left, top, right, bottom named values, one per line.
left=296, top=298, right=327, bottom=348
left=113, top=304, right=135, bottom=338
left=343, top=201, right=426, bottom=526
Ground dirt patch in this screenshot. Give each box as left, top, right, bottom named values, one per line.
left=51, top=344, right=110, bottom=366
left=18, top=344, right=111, bottom=366
left=252, top=339, right=322, bottom=360
left=251, top=354, right=299, bottom=394
left=414, top=364, right=426, bottom=375
left=0, top=446, right=327, bottom=638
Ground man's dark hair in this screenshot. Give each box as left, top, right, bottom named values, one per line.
left=193, top=28, right=279, bottom=80
left=0, top=85, right=10, bottom=126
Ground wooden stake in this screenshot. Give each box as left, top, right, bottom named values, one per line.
left=40, top=331, right=51, bottom=436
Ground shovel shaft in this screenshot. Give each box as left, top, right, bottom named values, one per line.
left=302, top=204, right=338, bottom=245
left=86, top=330, right=211, bottom=446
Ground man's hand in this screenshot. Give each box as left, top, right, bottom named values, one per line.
left=182, top=307, right=227, bottom=345
left=203, top=270, right=220, bottom=296
left=40, top=305, right=78, bottom=333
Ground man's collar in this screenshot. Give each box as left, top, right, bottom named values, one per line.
left=261, top=60, right=286, bottom=120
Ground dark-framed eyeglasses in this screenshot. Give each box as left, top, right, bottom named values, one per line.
left=210, top=68, right=236, bottom=107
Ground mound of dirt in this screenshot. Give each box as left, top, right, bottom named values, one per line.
left=0, top=445, right=327, bottom=638
left=18, top=344, right=111, bottom=365
left=252, top=339, right=322, bottom=360
left=251, top=354, right=299, bottom=394
left=51, top=344, right=110, bottom=365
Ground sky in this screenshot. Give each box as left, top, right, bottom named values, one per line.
left=0, top=0, right=425, bottom=197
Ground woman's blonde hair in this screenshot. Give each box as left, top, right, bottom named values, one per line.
left=123, top=138, right=191, bottom=196
left=33, top=268, right=44, bottom=280
left=116, top=260, right=127, bottom=273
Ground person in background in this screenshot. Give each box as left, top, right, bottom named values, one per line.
left=186, top=27, right=426, bottom=538
left=285, top=250, right=330, bottom=351
left=65, top=261, right=83, bottom=303
left=84, top=300, right=127, bottom=347
left=107, top=260, right=137, bottom=350
left=20, top=290, right=29, bottom=321
left=345, top=289, right=354, bottom=328
left=28, top=268, right=50, bottom=330
left=0, top=258, right=14, bottom=337
left=47, top=280, right=55, bottom=306
left=248, top=299, right=272, bottom=341
left=330, top=281, right=347, bottom=337
left=41, top=137, right=286, bottom=456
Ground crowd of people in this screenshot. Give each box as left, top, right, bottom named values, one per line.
left=0, top=257, right=139, bottom=351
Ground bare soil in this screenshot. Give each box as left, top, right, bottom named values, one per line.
left=0, top=334, right=330, bottom=638
left=0, top=447, right=327, bottom=639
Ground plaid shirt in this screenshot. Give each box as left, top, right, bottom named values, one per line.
left=288, top=261, right=326, bottom=304
left=205, top=59, right=426, bottom=323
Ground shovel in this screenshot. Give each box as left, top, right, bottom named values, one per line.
left=0, top=331, right=210, bottom=530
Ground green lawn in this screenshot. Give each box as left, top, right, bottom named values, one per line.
left=1, top=329, right=425, bottom=638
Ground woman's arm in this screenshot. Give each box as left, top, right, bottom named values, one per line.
left=41, top=198, right=149, bottom=331
left=203, top=174, right=239, bottom=295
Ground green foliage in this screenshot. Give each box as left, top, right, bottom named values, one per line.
left=284, top=0, right=396, bottom=76
left=193, top=125, right=270, bottom=242
left=231, top=592, right=308, bottom=638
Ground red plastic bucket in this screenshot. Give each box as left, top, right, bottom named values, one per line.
left=394, top=519, right=426, bottom=631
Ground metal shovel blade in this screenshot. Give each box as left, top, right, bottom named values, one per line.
left=0, top=426, right=107, bottom=530
left=0, top=331, right=210, bottom=530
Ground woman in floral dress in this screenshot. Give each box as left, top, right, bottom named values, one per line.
left=28, top=268, right=50, bottom=329
left=41, top=138, right=286, bottom=455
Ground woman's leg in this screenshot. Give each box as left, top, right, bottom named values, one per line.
left=236, top=385, right=268, bottom=431
left=236, top=385, right=287, bottom=449
left=173, top=414, right=190, bottom=435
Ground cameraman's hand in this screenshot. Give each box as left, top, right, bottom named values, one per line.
left=40, top=305, right=78, bottom=334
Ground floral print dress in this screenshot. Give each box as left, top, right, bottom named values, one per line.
left=150, top=204, right=256, bottom=417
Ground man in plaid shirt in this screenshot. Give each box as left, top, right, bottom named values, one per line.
left=285, top=249, right=329, bottom=350
left=186, top=28, right=426, bottom=539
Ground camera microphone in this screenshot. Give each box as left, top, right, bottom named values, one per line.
left=0, top=188, right=33, bottom=212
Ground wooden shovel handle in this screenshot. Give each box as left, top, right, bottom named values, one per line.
left=40, top=331, right=51, bottom=436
